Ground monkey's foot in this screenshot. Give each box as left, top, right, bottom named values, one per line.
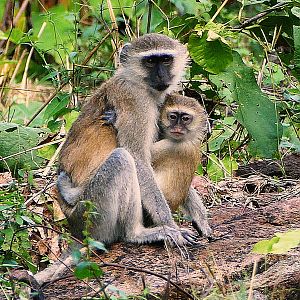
left=179, top=228, right=201, bottom=246
left=192, top=220, right=213, bottom=240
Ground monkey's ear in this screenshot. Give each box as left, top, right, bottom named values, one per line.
left=119, top=43, right=131, bottom=64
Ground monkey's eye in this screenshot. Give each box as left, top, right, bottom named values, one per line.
left=161, top=56, right=173, bottom=65
left=181, top=115, right=192, bottom=123
left=168, top=113, right=177, bottom=121
left=144, top=57, right=154, bottom=65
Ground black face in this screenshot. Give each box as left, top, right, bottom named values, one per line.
left=142, top=54, right=174, bottom=91
left=167, top=111, right=193, bottom=138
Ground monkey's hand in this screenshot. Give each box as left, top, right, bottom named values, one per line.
left=101, top=109, right=117, bottom=125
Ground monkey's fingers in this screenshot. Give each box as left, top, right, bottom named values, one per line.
left=180, top=229, right=201, bottom=246
left=101, top=109, right=117, bottom=125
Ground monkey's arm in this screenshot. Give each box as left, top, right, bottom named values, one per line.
left=151, top=140, right=172, bottom=162
left=183, top=187, right=212, bottom=238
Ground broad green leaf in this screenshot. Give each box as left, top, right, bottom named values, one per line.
left=281, top=123, right=300, bottom=152
left=43, top=93, right=69, bottom=122
left=252, top=236, right=280, bottom=254
left=292, top=7, right=300, bottom=19
left=188, top=31, right=233, bottom=74
left=170, top=0, right=199, bottom=15
left=47, top=120, right=63, bottom=132
left=271, top=230, right=300, bottom=254
left=0, top=122, right=46, bottom=171
left=31, top=5, right=74, bottom=63
left=37, top=144, right=57, bottom=160
left=9, top=101, right=45, bottom=126
left=207, top=153, right=237, bottom=182
left=294, top=26, right=300, bottom=80
left=210, top=52, right=282, bottom=158
left=71, top=249, right=82, bottom=264
left=64, top=111, right=80, bottom=132
left=208, top=118, right=236, bottom=151
left=74, top=261, right=103, bottom=279
left=252, top=230, right=300, bottom=254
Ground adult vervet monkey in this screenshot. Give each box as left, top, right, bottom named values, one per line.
left=58, top=34, right=194, bottom=245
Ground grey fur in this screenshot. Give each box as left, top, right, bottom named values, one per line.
left=58, top=34, right=190, bottom=246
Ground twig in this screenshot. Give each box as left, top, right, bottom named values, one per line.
left=99, top=262, right=194, bottom=299
left=42, top=140, right=65, bottom=177
left=21, top=21, right=47, bottom=97
left=1, top=138, right=64, bottom=160
left=147, top=0, right=153, bottom=33
left=24, top=182, right=56, bottom=206
left=247, top=260, right=258, bottom=300
left=235, top=2, right=288, bottom=29
left=12, top=224, right=194, bottom=299
left=13, top=0, right=30, bottom=26
left=25, top=84, right=67, bottom=126
left=81, top=32, right=111, bottom=65
left=210, top=0, right=230, bottom=23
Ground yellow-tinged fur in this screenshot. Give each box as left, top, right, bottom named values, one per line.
left=152, top=94, right=207, bottom=212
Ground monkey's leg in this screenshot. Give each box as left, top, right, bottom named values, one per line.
left=70, top=148, right=186, bottom=245
left=183, top=187, right=212, bottom=238
left=57, top=171, right=83, bottom=206
left=135, top=160, right=178, bottom=227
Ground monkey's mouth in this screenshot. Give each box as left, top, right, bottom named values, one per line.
left=170, top=129, right=185, bottom=138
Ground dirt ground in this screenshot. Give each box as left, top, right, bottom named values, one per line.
left=39, top=177, right=300, bottom=300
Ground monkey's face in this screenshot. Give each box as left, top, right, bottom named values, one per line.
left=141, top=54, right=175, bottom=91
left=163, top=110, right=193, bottom=141
left=118, top=34, right=189, bottom=94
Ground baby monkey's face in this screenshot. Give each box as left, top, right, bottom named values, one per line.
left=165, top=110, right=194, bottom=141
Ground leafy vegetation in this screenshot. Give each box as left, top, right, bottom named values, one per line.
left=0, top=0, right=299, bottom=298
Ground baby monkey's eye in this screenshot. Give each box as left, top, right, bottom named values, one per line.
left=168, top=113, right=177, bottom=120
left=181, top=115, right=192, bottom=123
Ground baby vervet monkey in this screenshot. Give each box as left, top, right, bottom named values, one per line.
left=152, top=94, right=212, bottom=237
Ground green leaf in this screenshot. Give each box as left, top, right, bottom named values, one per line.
left=252, top=237, right=280, bottom=254
left=43, top=93, right=69, bottom=122
left=31, top=5, right=75, bottom=63
left=252, top=230, right=300, bottom=254
left=170, top=0, right=199, bottom=15
left=271, top=230, right=300, bottom=254
left=37, top=144, right=57, bottom=160
left=74, top=261, right=103, bottom=279
left=292, top=7, right=300, bottom=19
left=64, top=111, right=80, bottom=132
left=293, top=26, right=300, bottom=80
left=206, top=153, right=237, bottom=182
left=210, top=52, right=283, bottom=158
left=71, top=249, right=82, bottom=264
left=88, top=239, right=107, bottom=252
left=188, top=31, right=233, bottom=74
left=47, top=120, right=63, bottom=132
left=0, top=122, right=46, bottom=171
